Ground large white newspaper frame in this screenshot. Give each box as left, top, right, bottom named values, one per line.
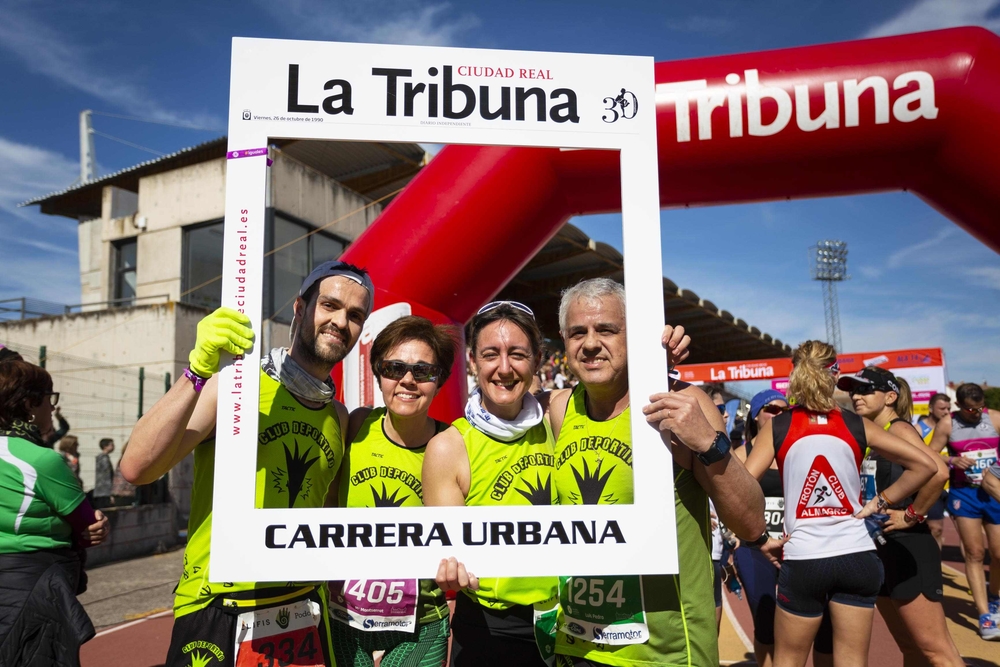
left=212, top=37, right=672, bottom=582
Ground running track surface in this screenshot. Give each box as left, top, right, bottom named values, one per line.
left=82, top=520, right=997, bottom=667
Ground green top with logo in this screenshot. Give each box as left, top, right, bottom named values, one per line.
left=174, top=368, right=344, bottom=618
left=338, top=408, right=448, bottom=624
left=453, top=417, right=559, bottom=610
left=554, top=385, right=717, bottom=667
left=1, top=433, right=85, bottom=553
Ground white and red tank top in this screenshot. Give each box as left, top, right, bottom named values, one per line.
left=774, top=408, right=875, bottom=560
left=947, top=408, right=1000, bottom=488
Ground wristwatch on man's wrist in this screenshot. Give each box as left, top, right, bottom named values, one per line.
left=696, top=431, right=731, bottom=466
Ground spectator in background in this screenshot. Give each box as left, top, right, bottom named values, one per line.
left=0, top=344, right=23, bottom=364
left=58, top=435, right=82, bottom=489
left=917, top=392, right=952, bottom=549
left=0, top=359, right=109, bottom=665
left=92, top=439, right=115, bottom=509
left=44, top=406, right=70, bottom=449
left=110, top=441, right=137, bottom=507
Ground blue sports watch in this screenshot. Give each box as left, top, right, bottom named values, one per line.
left=696, top=431, right=731, bottom=466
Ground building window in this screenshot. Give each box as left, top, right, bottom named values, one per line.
left=270, top=214, right=346, bottom=323
left=180, top=214, right=346, bottom=321
left=113, top=238, right=137, bottom=306
left=182, top=220, right=225, bottom=310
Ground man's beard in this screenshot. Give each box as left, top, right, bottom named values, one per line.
left=296, top=323, right=350, bottom=369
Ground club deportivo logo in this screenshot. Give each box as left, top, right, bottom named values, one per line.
left=515, top=472, right=553, bottom=505
left=271, top=440, right=320, bottom=507
left=181, top=641, right=224, bottom=666
left=370, top=481, right=409, bottom=507
left=571, top=458, right=617, bottom=505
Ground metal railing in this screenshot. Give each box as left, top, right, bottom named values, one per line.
left=0, top=294, right=170, bottom=321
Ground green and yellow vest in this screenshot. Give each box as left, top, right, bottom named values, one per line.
left=174, top=368, right=344, bottom=618
left=454, top=417, right=559, bottom=610
left=339, top=408, right=447, bottom=624
left=554, top=385, right=717, bottom=667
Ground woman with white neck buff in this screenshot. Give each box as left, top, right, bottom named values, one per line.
left=423, top=301, right=556, bottom=667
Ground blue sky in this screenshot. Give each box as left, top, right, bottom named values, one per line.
left=2, top=0, right=999, bottom=384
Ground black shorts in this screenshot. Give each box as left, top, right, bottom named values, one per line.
left=450, top=593, right=547, bottom=667
left=927, top=491, right=948, bottom=521
left=776, top=551, right=883, bottom=617
left=876, top=527, right=944, bottom=601
left=164, top=589, right=333, bottom=667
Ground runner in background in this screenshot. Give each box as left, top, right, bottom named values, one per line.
left=929, top=383, right=1000, bottom=640
left=918, top=393, right=952, bottom=549
left=549, top=278, right=765, bottom=667
left=733, top=389, right=833, bottom=667
left=332, top=316, right=458, bottom=667
left=123, top=260, right=375, bottom=667
left=984, top=461, right=1000, bottom=502
left=423, top=301, right=557, bottom=667
left=840, top=367, right=962, bottom=665
left=745, top=341, right=936, bottom=667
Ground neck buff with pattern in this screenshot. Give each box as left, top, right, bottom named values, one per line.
left=464, top=386, right=543, bottom=442
left=261, top=347, right=335, bottom=404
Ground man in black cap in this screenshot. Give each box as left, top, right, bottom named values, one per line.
left=123, top=260, right=374, bottom=667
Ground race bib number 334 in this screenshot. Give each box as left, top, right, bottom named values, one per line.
left=234, top=599, right=323, bottom=667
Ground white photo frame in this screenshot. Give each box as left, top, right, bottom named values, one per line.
left=212, top=37, right=671, bottom=582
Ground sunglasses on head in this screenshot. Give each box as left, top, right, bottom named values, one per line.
left=476, top=300, right=535, bottom=319
left=761, top=404, right=788, bottom=415
left=375, top=360, right=442, bottom=383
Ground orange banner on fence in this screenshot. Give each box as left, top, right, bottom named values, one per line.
left=676, top=348, right=944, bottom=384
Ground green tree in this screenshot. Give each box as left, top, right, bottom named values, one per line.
left=985, top=387, right=1000, bottom=411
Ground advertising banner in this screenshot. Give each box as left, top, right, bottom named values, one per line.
left=212, top=38, right=667, bottom=582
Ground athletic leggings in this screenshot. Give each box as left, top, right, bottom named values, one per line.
left=330, top=616, right=448, bottom=667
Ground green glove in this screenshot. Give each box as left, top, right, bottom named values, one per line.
left=188, top=307, right=255, bottom=378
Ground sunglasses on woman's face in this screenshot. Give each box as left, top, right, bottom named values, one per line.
left=376, top=360, right=442, bottom=383
left=848, top=385, right=880, bottom=397
left=761, top=404, right=788, bottom=415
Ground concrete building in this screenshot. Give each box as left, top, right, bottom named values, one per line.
left=6, top=137, right=427, bottom=516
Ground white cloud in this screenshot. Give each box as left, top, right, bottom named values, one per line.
left=864, top=0, right=1000, bottom=38
left=255, top=0, right=480, bottom=46
left=965, top=265, right=1000, bottom=290
left=0, top=136, right=78, bottom=220
left=857, top=265, right=883, bottom=279
left=885, top=226, right=956, bottom=268
left=0, top=4, right=223, bottom=130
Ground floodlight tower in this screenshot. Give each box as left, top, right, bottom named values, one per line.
left=810, top=240, right=848, bottom=351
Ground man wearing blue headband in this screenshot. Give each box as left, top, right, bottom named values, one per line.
left=123, top=260, right=374, bottom=667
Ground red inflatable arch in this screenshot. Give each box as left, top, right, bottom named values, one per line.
left=341, top=27, right=1000, bottom=420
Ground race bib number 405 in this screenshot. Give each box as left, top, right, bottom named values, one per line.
left=330, top=579, right=418, bottom=633
left=558, top=576, right=647, bottom=645
left=234, top=599, right=323, bottom=667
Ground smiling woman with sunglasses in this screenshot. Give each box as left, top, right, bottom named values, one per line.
left=928, top=382, right=1000, bottom=640
left=423, top=300, right=556, bottom=667
left=839, top=367, right=962, bottom=661
left=330, top=315, right=459, bottom=667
